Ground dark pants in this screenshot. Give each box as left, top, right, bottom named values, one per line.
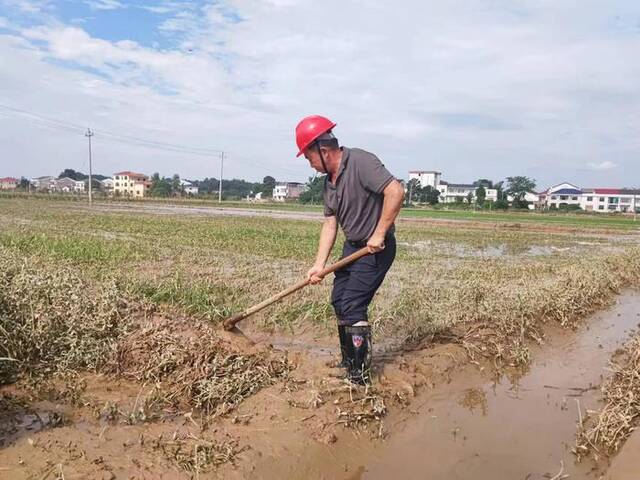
left=331, top=235, right=396, bottom=326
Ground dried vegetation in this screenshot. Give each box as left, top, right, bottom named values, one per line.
left=575, top=334, right=640, bottom=461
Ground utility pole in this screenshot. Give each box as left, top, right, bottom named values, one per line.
left=85, top=128, right=94, bottom=205
left=218, top=151, right=224, bottom=203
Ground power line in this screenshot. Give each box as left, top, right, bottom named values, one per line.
left=0, top=103, right=306, bottom=178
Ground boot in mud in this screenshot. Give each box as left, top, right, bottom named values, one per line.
left=326, top=325, right=352, bottom=369
left=345, top=324, right=372, bottom=386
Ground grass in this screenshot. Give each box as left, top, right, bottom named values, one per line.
left=1, top=196, right=640, bottom=370
left=3, top=191, right=638, bottom=230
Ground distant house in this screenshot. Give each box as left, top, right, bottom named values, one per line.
left=506, top=191, right=539, bottom=210
left=539, top=182, right=582, bottom=209
left=273, top=182, right=305, bottom=201
left=181, top=180, right=199, bottom=196
left=100, top=178, right=114, bottom=194
left=53, top=177, right=77, bottom=193
left=31, top=176, right=55, bottom=192
left=74, top=180, right=86, bottom=193
left=0, top=177, right=18, bottom=190
left=437, top=182, right=498, bottom=203
left=580, top=188, right=640, bottom=213
left=409, top=170, right=441, bottom=188
left=407, top=170, right=496, bottom=203
left=113, top=171, right=151, bottom=198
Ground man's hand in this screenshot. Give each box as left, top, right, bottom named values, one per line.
left=367, top=232, right=386, bottom=253
left=306, top=264, right=325, bottom=284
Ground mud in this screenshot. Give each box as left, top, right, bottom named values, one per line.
left=1, top=292, right=639, bottom=479
left=360, top=291, right=640, bottom=479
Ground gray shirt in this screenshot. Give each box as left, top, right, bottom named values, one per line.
left=323, top=147, right=395, bottom=242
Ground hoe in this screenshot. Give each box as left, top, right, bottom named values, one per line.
left=223, top=247, right=370, bottom=331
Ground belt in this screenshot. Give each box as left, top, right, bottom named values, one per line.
left=347, top=239, right=368, bottom=248
left=347, top=233, right=393, bottom=249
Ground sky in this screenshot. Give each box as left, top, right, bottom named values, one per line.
left=0, top=0, right=639, bottom=189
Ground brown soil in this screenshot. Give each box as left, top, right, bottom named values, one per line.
left=2, top=293, right=640, bottom=479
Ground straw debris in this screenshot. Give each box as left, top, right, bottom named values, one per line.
left=110, top=318, right=292, bottom=416
left=575, top=333, right=640, bottom=461
left=151, top=432, right=244, bottom=474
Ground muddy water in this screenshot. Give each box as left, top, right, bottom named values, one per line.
left=361, top=291, right=640, bottom=480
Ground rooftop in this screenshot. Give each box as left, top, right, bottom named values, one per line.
left=114, top=171, right=146, bottom=177
left=551, top=188, right=582, bottom=195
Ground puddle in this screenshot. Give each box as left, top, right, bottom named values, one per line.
left=361, top=290, right=640, bottom=479
left=397, top=240, right=587, bottom=258
left=0, top=404, right=68, bottom=447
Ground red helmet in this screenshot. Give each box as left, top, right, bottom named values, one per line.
left=295, top=115, right=337, bottom=157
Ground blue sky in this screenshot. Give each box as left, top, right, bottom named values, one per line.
left=0, top=0, right=639, bottom=189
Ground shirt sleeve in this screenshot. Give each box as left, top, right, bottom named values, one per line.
left=357, top=153, right=395, bottom=194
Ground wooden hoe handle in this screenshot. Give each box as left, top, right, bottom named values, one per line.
left=223, top=247, right=370, bottom=330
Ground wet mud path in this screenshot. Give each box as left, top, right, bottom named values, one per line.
left=235, top=291, right=640, bottom=479
left=1, top=292, right=639, bottom=479
left=353, top=291, right=640, bottom=479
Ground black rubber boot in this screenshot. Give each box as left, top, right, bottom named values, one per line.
left=327, top=325, right=352, bottom=369
left=345, top=325, right=372, bottom=385
left=337, top=325, right=351, bottom=368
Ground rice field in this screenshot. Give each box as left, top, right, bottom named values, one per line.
left=2, top=197, right=640, bottom=361
left=1, top=196, right=640, bottom=476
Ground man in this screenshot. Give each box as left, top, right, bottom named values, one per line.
left=296, top=115, right=404, bottom=384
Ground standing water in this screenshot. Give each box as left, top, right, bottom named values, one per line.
left=362, top=291, right=640, bottom=479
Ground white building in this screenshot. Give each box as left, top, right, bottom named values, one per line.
left=580, top=189, right=640, bottom=213
left=408, top=170, right=496, bottom=203
left=74, top=180, right=86, bottom=193
left=506, top=191, right=539, bottom=210
left=437, top=182, right=498, bottom=203
left=273, top=182, right=305, bottom=201
left=100, top=178, right=114, bottom=194
left=181, top=180, right=199, bottom=196
left=538, top=182, right=582, bottom=209
left=409, top=170, right=441, bottom=188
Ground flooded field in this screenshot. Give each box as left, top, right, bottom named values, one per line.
left=1, top=197, right=640, bottom=479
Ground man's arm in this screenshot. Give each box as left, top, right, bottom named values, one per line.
left=307, top=215, right=338, bottom=284
left=367, top=179, right=405, bottom=253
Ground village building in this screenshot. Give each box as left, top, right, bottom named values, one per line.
left=31, top=176, right=56, bottom=192
left=181, top=180, right=199, bottom=196
left=113, top=171, right=151, bottom=198
left=408, top=170, right=497, bottom=203
left=273, top=181, right=305, bottom=201
left=0, top=177, right=18, bottom=190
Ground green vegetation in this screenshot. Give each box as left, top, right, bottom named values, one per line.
left=1, top=196, right=639, bottom=369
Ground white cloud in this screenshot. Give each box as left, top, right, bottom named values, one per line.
left=1, top=0, right=50, bottom=13
left=586, top=161, right=617, bottom=171
left=83, top=0, right=124, bottom=10
left=1, top=1, right=640, bottom=188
